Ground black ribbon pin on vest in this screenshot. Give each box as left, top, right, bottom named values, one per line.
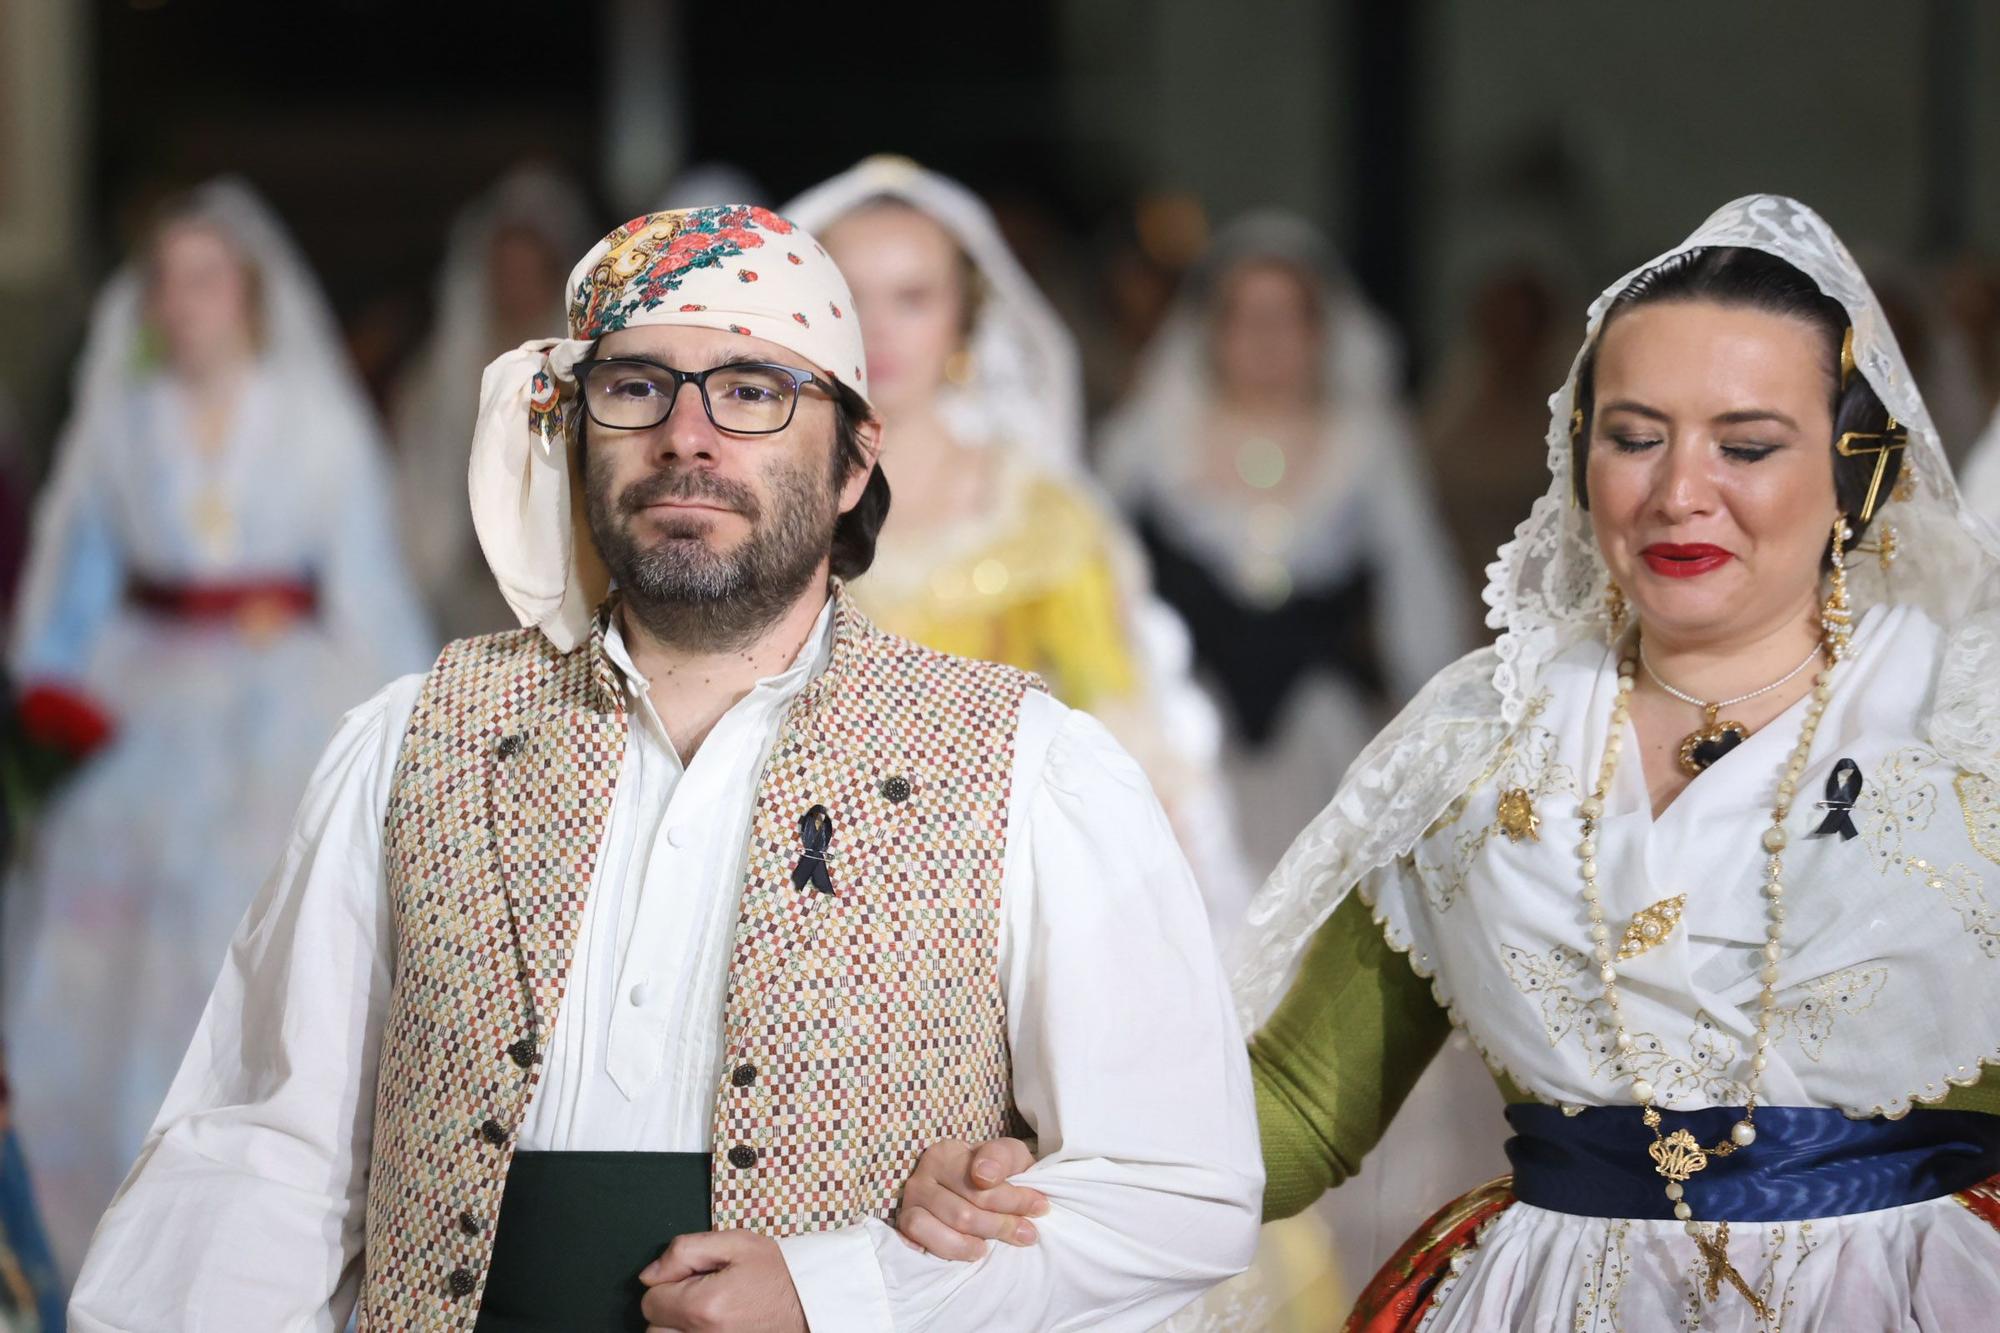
left=1811, top=758, right=1863, bottom=841
left=791, top=804, right=835, bottom=895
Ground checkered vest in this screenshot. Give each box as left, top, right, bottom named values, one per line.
left=356, top=586, right=1037, bottom=1330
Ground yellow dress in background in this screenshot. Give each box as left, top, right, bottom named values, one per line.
left=849, top=450, right=1139, bottom=717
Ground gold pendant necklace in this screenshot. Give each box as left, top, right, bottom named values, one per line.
left=1639, top=640, right=1823, bottom=776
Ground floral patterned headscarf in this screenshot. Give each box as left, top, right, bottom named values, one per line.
left=469, top=204, right=871, bottom=651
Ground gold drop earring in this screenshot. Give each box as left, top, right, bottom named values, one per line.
left=1822, top=514, right=1853, bottom=661
left=1604, top=579, right=1629, bottom=645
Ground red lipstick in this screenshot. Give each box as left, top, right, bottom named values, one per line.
left=1640, top=543, right=1734, bottom=578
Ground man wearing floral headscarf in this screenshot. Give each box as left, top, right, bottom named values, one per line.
left=70, top=204, right=1260, bottom=1332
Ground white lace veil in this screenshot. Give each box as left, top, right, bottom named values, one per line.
left=1096, top=210, right=1472, bottom=701
left=781, top=155, right=1087, bottom=473
left=1098, top=211, right=1411, bottom=493
left=1227, top=193, right=2000, bottom=1025
left=10, top=177, right=389, bottom=667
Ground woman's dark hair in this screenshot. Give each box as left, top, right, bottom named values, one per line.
left=1572, top=246, right=1901, bottom=545
left=826, top=376, right=891, bottom=579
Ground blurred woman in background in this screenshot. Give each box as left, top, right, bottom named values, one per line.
left=1098, top=214, right=1471, bottom=879
left=1097, top=214, right=1504, bottom=1312
left=4, top=179, right=431, bottom=1275
left=786, top=155, right=1252, bottom=935
left=391, top=165, right=590, bottom=640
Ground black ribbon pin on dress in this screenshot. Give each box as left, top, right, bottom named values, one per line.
left=791, top=804, right=835, bottom=895
left=1811, top=758, right=1862, bottom=841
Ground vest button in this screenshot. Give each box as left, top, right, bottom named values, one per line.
left=458, top=1209, right=481, bottom=1236
left=496, top=733, right=524, bottom=758
left=447, top=1267, right=477, bottom=1297
left=727, top=1144, right=758, bottom=1170
left=880, top=775, right=912, bottom=803
left=731, top=1063, right=757, bottom=1088
left=506, top=1037, right=538, bottom=1069
left=479, top=1118, right=508, bottom=1146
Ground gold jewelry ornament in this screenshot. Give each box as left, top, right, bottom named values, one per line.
left=1674, top=708, right=1749, bottom=777
left=1648, top=1126, right=1710, bottom=1181
left=1822, top=514, right=1853, bottom=661
left=1835, top=418, right=1910, bottom=525
left=1617, top=894, right=1686, bottom=961
left=1839, top=325, right=1858, bottom=391
left=1578, top=650, right=1835, bottom=1321
left=1639, top=640, right=1821, bottom=776
left=1853, top=522, right=1898, bottom=572
left=1603, top=579, right=1628, bottom=644
left=1695, top=1222, right=1766, bottom=1311
left=1496, top=788, right=1541, bottom=843
left=1891, top=465, right=1917, bottom=505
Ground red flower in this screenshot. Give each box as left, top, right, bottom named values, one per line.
left=18, top=682, right=115, bottom=759
left=786, top=252, right=803, bottom=266
left=729, top=324, right=751, bottom=335
left=749, top=207, right=794, bottom=235
left=660, top=232, right=716, bottom=271
left=829, top=302, right=842, bottom=319
left=792, top=312, right=810, bottom=327
left=679, top=303, right=707, bottom=312
left=738, top=270, right=759, bottom=283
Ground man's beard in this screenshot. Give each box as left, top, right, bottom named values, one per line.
left=584, top=442, right=839, bottom=653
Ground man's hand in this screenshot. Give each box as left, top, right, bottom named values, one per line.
left=639, top=1230, right=807, bottom=1333
left=896, top=1136, right=1045, bottom=1260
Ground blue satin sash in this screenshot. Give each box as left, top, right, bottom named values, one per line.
left=1506, top=1103, right=2000, bottom=1222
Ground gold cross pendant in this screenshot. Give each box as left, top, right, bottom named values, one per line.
left=1692, top=1222, right=1772, bottom=1321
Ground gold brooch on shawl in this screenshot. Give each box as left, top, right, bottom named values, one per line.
left=1495, top=788, right=1541, bottom=843
left=1617, top=894, right=1686, bottom=961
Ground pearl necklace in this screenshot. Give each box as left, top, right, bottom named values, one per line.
left=1579, top=645, right=1834, bottom=1313
left=1639, top=641, right=1824, bottom=777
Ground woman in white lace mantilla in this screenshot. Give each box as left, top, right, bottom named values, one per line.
left=895, top=195, right=2000, bottom=1331
left=784, top=156, right=1254, bottom=937
left=4, top=180, right=434, bottom=1279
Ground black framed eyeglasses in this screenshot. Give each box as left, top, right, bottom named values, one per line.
left=573, top=357, right=827, bottom=436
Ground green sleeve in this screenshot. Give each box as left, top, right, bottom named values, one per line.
left=1249, top=886, right=1453, bottom=1221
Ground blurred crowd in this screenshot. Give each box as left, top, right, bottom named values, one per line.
left=3, top=155, right=2000, bottom=1326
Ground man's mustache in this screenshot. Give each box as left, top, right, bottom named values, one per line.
left=618, top=467, right=759, bottom=520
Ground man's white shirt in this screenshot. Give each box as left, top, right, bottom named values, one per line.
left=70, top=597, right=1262, bottom=1331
